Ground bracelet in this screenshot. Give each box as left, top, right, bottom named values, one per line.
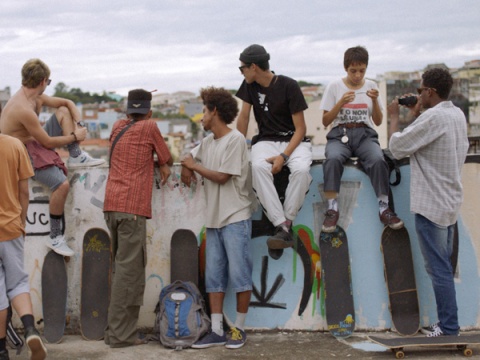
left=280, top=152, right=289, bottom=163
left=71, top=132, right=78, bottom=141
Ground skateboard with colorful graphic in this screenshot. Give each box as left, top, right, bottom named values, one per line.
left=319, top=226, right=355, bottom=338
left=369, top=334, right=480, bottom=359
left=381, top=226, right=419, bottom=336
left=171, top=229, right=199, bottom=287
left=42, top=250, right=68, bottom=343
left=80, top=228, right=112, bottom=340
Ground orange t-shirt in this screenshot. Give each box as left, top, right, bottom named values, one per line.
left=0, top=135, right=34, bottom=241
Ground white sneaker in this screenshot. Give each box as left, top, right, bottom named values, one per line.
left=47, top=235, right=75, bottom=257
left=67, top=151, right=105, bottom=169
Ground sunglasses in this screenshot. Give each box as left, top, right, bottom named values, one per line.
left=417, top=87, right=436, bottom=95
left=239, top=64, right=251, bottom=74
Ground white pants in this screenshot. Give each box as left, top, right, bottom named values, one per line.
left=251, top=141, right=312, bottom=227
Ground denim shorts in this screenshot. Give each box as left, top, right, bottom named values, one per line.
left=205, top=219, right=253, bottom=293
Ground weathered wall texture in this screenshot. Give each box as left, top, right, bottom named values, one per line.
left=21, top=159, right=480, bottom=332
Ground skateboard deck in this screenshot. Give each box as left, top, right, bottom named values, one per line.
left=381, top=226, right=419, bottom=335
left=80, top=228, right=112, bottom=340
left=171, top=229, right=199, bottom=287
left=42, top=250, right=68, bottom=343
left=369, top=334, right=480, bottom=358
left=319, top=226, right=355, bottom=338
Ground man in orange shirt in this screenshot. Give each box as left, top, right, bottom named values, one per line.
left=103, top=89, right=172, bottom=348
left=0, top=133, right=47, bottom=360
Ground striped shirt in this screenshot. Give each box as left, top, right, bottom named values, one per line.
left=389, top=101, right=468, bottom=226
left=103, top=119, right=171, bottom=218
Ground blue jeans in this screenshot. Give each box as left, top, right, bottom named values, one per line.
left=205, top=219, right=253, bottom=293
left=415, top=213, right=459, bottom=335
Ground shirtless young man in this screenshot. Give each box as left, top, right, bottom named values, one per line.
left=0, top=58, right=105, bottom=256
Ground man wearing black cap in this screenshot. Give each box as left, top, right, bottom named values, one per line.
left=103, top=89, right=173, bottom=348
left=236, top=44, right=312, bottom=249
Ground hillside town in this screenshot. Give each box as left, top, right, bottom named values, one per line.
left=1, top=59, right=479, bottom=160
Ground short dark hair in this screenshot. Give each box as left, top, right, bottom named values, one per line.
left=422, top=68, right=453, bottom=99
left=344, top=46, right=369, bottom=69
left=200, top=87, right=238, bottom=125
left=21, top=59, right=50, bottom=88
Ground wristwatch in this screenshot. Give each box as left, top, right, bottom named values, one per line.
left=280, top=152, right=289, bottom=163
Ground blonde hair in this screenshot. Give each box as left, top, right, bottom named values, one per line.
left=21, top=59, right=50, bottom=88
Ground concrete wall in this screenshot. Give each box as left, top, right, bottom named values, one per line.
left=20, top=157, right=480, bottom=332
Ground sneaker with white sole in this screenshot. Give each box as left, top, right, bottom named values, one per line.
left=25, top=327, right=47, bottom=360
left=191, top=331, right=226, bottom=349
left=420, top=322, right=439, bottom=336
left=225, top=327, right=247, bottom=349
left=67, top=151, right=105, bottom=169
left=421, top=322, right=446, bottom=337
left=427, top=326, right=445, bottom=337
left=47, top=235, right=75, bottom=257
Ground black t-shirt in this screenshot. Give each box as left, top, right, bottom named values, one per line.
left=236, top=75, right=308, bottom=143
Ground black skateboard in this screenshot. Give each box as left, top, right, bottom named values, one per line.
left=80, top=228, right=112, bottom=340
left=319, top=226, right=355, bottom=338
left=42, top=250, right=68, bottom=343
left=381, top=226, right=420, bottom=336
left=171, top=229, right=199, bottom=286
left=369, top=334, right=480, bottom=358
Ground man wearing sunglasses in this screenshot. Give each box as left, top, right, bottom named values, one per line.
left=236, top=44, right=312, bottom=250
left=388, top=68, right=469, bottom=337
left=0, top=58, right=105, bottom=257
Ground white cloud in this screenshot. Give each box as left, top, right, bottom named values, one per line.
left=1, top=0, right=479, bottom=97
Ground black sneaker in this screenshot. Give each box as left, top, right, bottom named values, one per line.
left=24, top=327, right=47, bottom=360
left=420, top=322, right=439, bottom=336
left=0, top=350, right=9, bottom=360
left=266, top=226, right=294, bottom=249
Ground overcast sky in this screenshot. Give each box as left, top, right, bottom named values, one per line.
left=1, top=0, right=479, bottom=97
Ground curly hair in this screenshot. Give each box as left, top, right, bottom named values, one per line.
left=21, top=59, right=50, bottom=88
left=200, top=87, right=239, bottom=124
left=422, top=68, right=453, bottom=99
left=344, top=46, right=369, bottom=69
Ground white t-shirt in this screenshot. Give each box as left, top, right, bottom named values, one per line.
left=319, top=78, right=383, bottom=128
left=195, top=129, right=254, bottom=228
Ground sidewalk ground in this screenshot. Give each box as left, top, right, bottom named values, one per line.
left=10, top=331, right=480, bottom=359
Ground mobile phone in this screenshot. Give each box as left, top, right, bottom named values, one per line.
left=398, top=96, right=417, bottom=106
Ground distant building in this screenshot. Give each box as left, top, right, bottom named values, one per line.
left=0, top=87, right=11, bottom=110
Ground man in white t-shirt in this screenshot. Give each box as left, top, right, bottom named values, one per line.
left=181, top=87, right=254, bottom=350
left=319, top=46, right=403, bottom=232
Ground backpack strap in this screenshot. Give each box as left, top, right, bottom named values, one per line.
left=383, top=148, right=401, bottom=186
left=109, top=120, right=137, bottom=167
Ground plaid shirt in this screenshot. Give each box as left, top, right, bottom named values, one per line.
left=389, top=101, right=469, bottom=226
left=103, top=119, right=171, bottom=218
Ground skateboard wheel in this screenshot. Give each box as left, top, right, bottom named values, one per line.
left=463, top=348, right=473, bottom=357
left=395, top=351, right=405, bottom=359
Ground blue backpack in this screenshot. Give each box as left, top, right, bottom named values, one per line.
left=154, top=280, right=210, bottom=350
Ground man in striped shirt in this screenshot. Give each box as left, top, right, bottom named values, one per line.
left=388, top=68, right=469, bottom=337
left=103, top=89, right=173, bottom=348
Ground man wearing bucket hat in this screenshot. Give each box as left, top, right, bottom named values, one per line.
left=103, top=89, right=173, bottom=348
left=236, top=44, right=312, bottom=250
